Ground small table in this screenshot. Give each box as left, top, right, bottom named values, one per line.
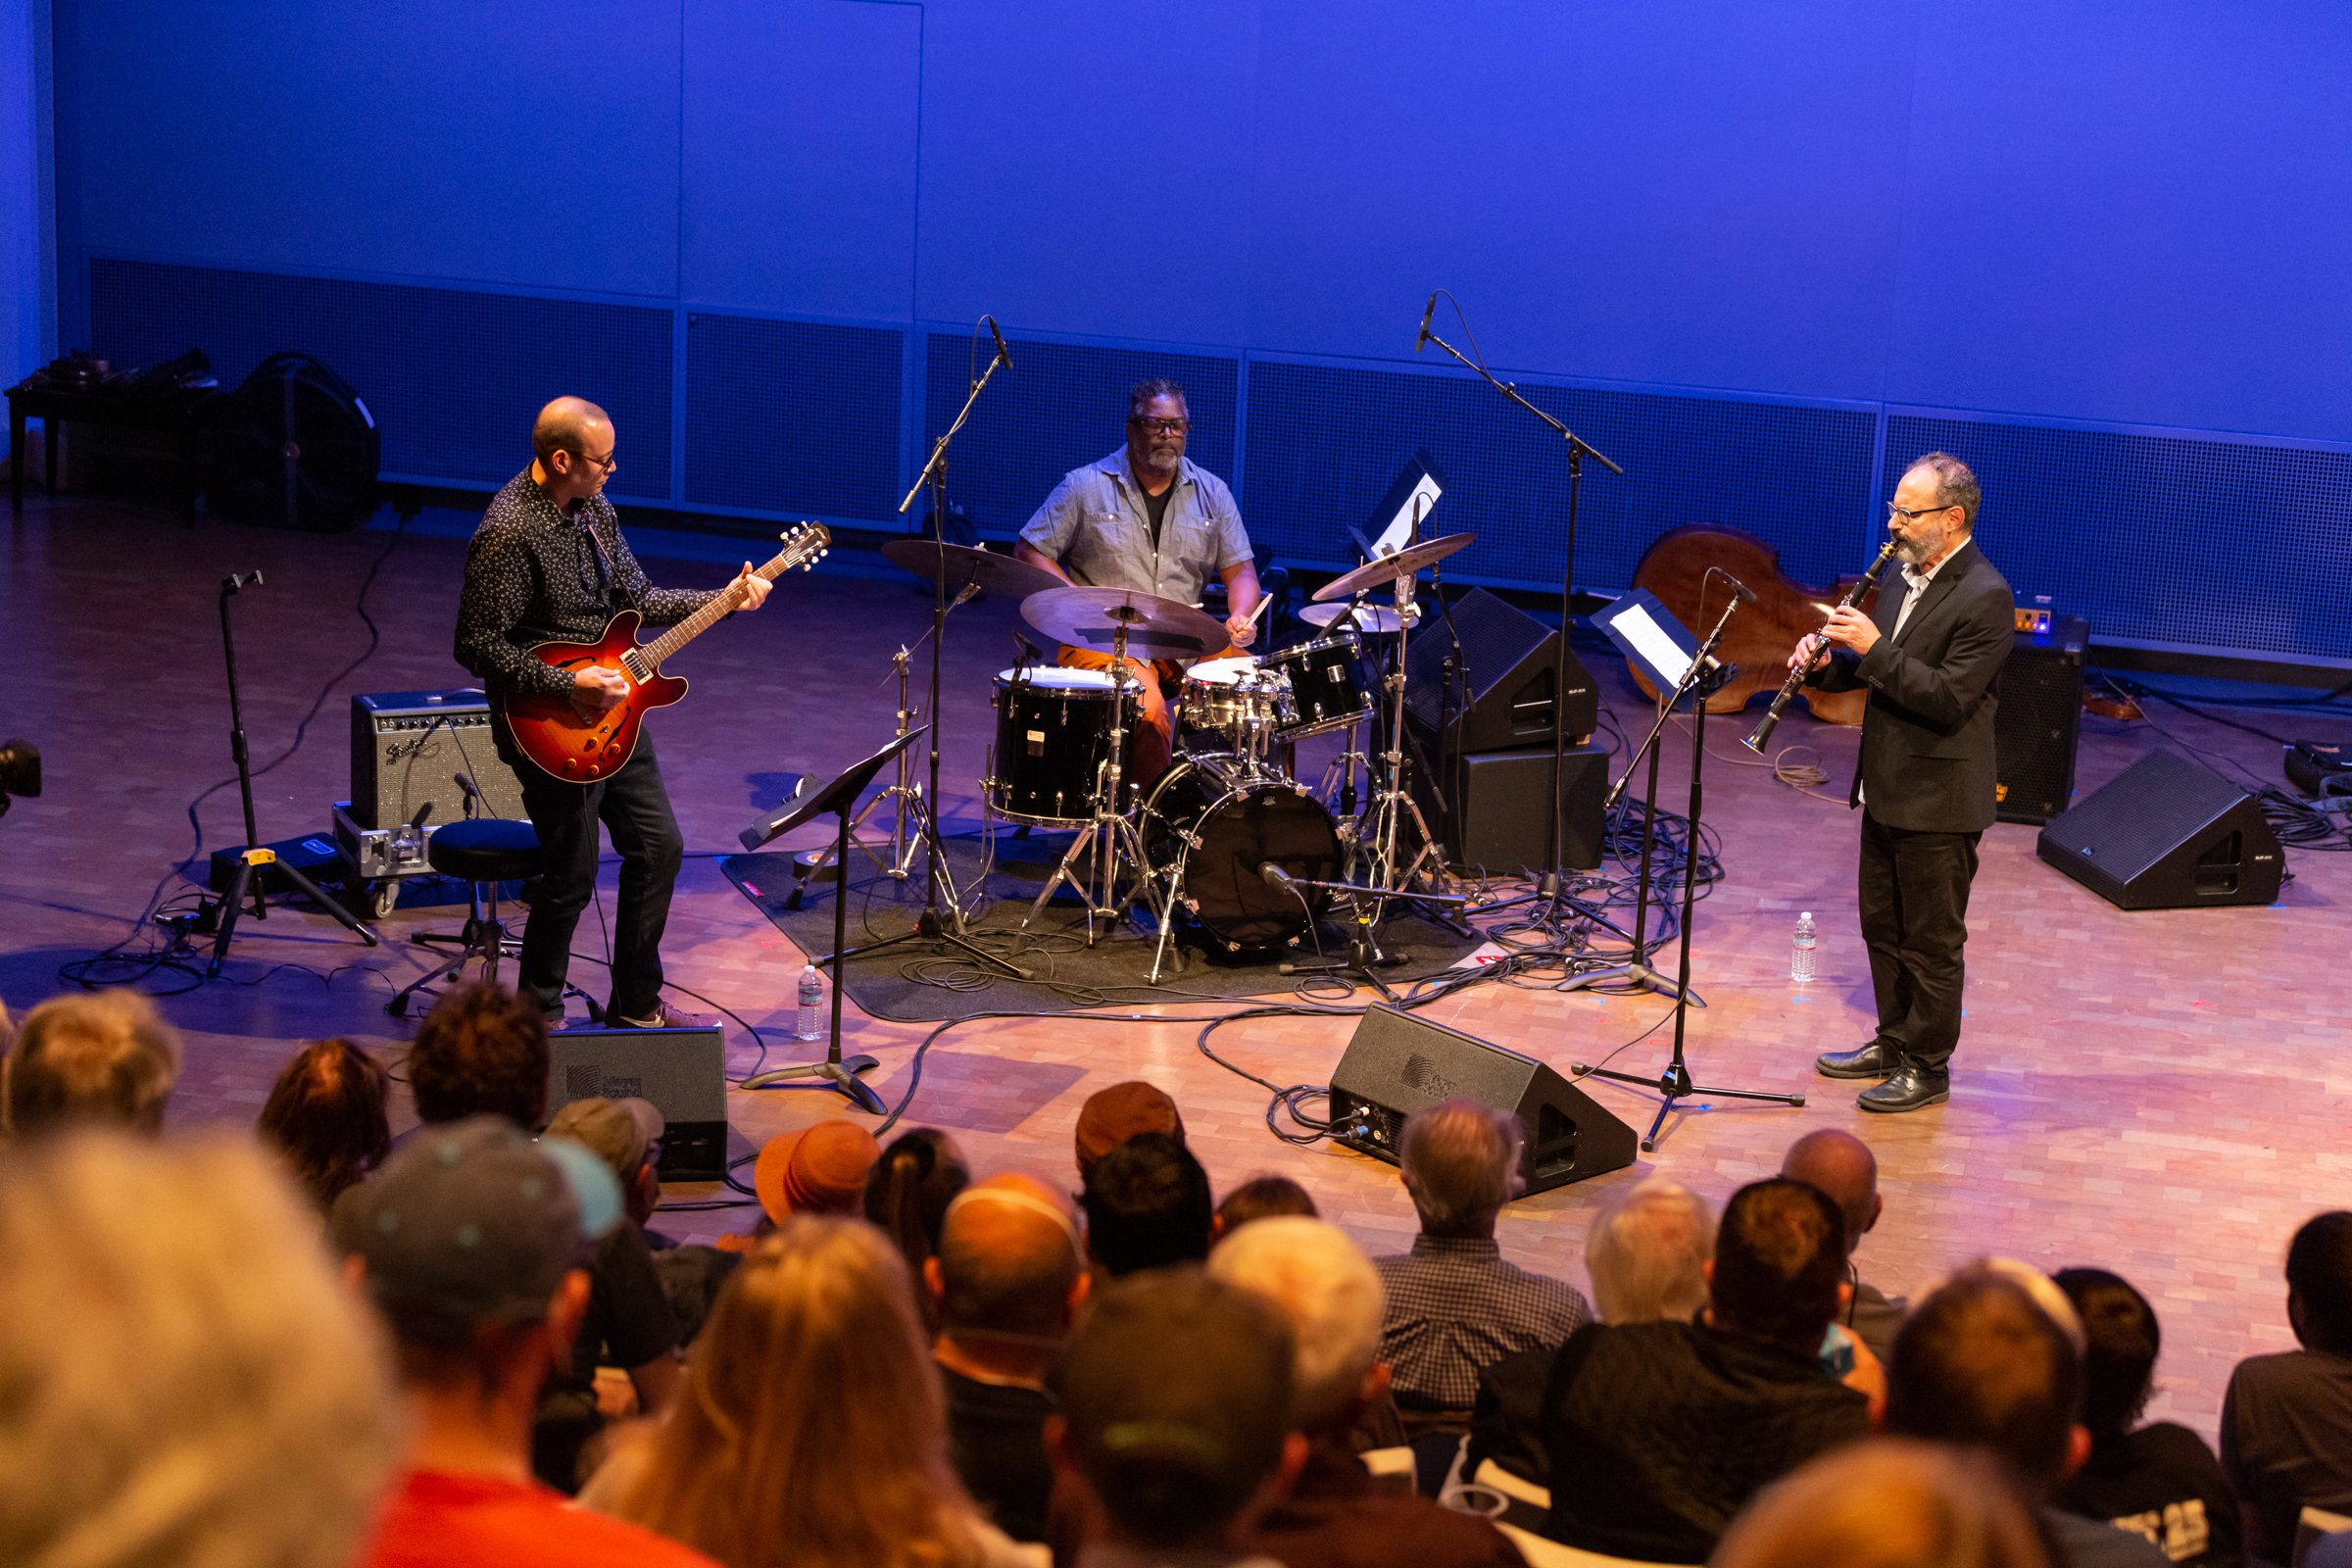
left=8, top=381, right=227, bottom=528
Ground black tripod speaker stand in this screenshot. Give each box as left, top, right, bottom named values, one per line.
left=207, top=570, right=378, bottom=978
left=1569, top=586, right=1804, bottom=1151
left=742, top=727, right=927, bottom=1113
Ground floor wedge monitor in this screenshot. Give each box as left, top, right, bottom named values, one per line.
left=544, top=1025, right=729, bottom=1181
left=2036, top=748, right=2283, bottom=910
left=1328, top=1004, right=1636, bottom=1196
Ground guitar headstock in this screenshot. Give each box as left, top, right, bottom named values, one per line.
left=775, top=521, right=831, bottom=572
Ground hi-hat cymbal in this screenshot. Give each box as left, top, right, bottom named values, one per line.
left=1020, top=585, right=1227, bottom=659
left=880, top=538, right=1066, bottom=602
left=1298, top=600, right=1410, bottom=634
left=1310, top=532, right=1477, bottom=603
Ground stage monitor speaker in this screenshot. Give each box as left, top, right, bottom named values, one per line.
left=1410, top=744, right=1609, bottom=875
left=1404, top=588, right=1598, bottom=752
left=2036, top=749, right=2283, bottom=909
left=545, top=1026, right=729, bottom=1182
left=351, top=688, right=529, bottom=830
left=1993, top=617, right=2086, bottom=825
left=1328, top=1004, right=1637, bottom=1196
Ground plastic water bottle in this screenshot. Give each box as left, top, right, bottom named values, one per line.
left=797, top=964, right=824, bottom=1041
left=1791, top=911, right=1818, bottom=984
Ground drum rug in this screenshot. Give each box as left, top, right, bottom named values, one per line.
left=719, top=829, right=1484, bottom=1023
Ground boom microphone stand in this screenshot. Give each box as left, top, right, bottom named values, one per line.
left=1415, top=292, right=1622, bottom=927
left=1569, top=590, right=1803, bottom=1151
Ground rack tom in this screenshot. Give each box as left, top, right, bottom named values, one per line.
left=985, top=666, right=1140, bottom=827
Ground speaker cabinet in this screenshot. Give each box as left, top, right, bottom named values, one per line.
left=2036, top=749, right=2283, bottom=909
left=1410, top=744, right=1609, bottom=875
left=545, top=1027, right=729, bottom=1181
left=1329, top=1004, right=1637, bottom=1196
left=1993, top=617, right=2086, bottom=825
left=350, top=689, right=529, bottom=830
left=1404, top=588, right=1598, bottom=753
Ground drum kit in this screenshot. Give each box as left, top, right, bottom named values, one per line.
left=878, top=531, right=1480, bottom=983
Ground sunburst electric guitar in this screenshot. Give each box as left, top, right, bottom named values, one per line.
left=502, top=523, right=830, bottom=781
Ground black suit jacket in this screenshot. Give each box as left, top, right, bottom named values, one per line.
left=1810, top=538, right=2013, bottom=833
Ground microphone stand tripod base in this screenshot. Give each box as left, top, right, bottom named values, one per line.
left=1568, top=1058, right=1805, bottom=1152
left=1556, top=961, right=1700, bottom=1005
left=742, top=1055, right=886, bottom=1116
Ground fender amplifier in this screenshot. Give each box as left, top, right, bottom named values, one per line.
left=350, top=689, right=528, bottom=830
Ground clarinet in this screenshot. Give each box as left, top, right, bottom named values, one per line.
left=1740, top=535, right=1902, bottom=755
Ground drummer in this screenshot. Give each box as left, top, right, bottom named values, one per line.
left=1014, top=378, right=1261, bottom=784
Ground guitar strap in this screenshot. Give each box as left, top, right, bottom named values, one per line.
left=578, top=510, right=641, bottom=612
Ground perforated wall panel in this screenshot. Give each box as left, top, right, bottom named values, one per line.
left=919, top=335, right=1239, bottom=540
left=88, top=259, right=674, bottom=500
left=1244, top=361, right=1878, bottom=595
left=1883, top=416, right=2352, bottom=659
left=683, top=314, right=903, bottom=521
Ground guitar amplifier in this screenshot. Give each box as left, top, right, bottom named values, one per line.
left=350, top=689, right=529, bottom=830
left=1992, top=616, right=2087, bottom=825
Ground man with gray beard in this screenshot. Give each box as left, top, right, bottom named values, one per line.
left=1792, top=452, right=2013, bottom=1113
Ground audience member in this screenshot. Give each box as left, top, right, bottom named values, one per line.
left=743, top=1120, right=883, bottom=1232
left=1081, top=1128, right=1213, bottom=1279
left=865, top=1126, right=971, bottom=1318
left=1886, top=1262, right=2170, bottom=1568
left=345, top=1117, right=715, bottom=1568
left=2, top=987, right=182, bottom=1137
left=2221, top=1210, right=2352, bottom=1564
left=548, top=1096, right=666, bottom=1232
left=927, top=1174, right=1091, bottom=1543
left=0, top=1130, right=398, bottom=1568
left=1782, top=1127, right=1908, bottom=1361
left=1541, top=1177, right=1869, bottom=1564
left=259, top=1036, right=393, bottom=1213
left=1051, top=1269, right=1305, bottom=1568
left=582, top=1213, right=1031, bottom=1568
left=2052, top=1267, right=2242, bottom=1568
left=1211, top=1217, right=1525, bottom=1568
left=391, top=981, right=679, bottom=1493
left=1074, top=1078, right=1185, bottom=1181
left=1216, top=1173, right=1319, bottom=1239
left=1588, top=1175, right=1718, bottom=1326
left=1713, top=1437, right=2053, bottom=1568
left=1373, top=1100, right=1589, bottom=1427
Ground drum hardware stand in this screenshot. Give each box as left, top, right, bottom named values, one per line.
left=1418, top=294, right=1622, bottom=928
left=1266, top=866, right=1468, bottom=1003
left=1353, top=518, right=1470, bottom=937
left=1570, top=590, right=1803, bottom=1152
left=1024, top=613, right=1166, bottom=948
left=857, top=318, right=1024, bottom=981
left=206, top=570, right=379, bottom=977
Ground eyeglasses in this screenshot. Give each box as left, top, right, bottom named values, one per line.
left=1886, top=500, right=1956, bottom=522
left=1130, top=416, right=1190, bottom=435
left=571, top=448, right=618, bottom=473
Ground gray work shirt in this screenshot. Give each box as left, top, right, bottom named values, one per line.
left=1018, top=446, right=1252, bottom=606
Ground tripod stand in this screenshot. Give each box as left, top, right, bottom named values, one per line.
left=1570, top=591, right=1803, bottom=1151
left=207, top=570, right=378, bottom=978
left=743, top=728, right=926, bottom=1113
left=1024, top=614, right=1161, bottom=946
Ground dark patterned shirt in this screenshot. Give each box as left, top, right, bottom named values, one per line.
left=454, top=469, right=715, bottom=700
left=1373, top=1235, right=1592, bottom=1409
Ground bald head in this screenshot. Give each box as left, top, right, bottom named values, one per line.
left=934, top=1173, right=1085, bottom=1339
left=1782, top=1129, right=1881, bottom=1255
left=531, top=396, right=610, bottom=463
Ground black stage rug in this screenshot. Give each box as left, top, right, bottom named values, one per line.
left=720, top=830, right=1482, bottom=1022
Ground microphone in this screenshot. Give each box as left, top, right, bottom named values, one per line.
left=1259, top=861, right=1299, bottom=893
left=408, top=802, right=433, bottom=832
left=1415, top=292, right=1437, bottom=353
left=987, top=315, right=1012, bottom=369
left=454, top=772, right=484, bottom=816
left=1719, top=572, right=1758, bottom=604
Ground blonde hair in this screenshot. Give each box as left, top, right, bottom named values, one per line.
left=1209, top=1216, right=1382, bottom=1432
left=0, top=1131, right=398, bottom=1568
left=1714, top=1437, right=2050, bottom=1568
left=1588, top=1177, right=1717, bottom=1324
left=609, top=1215, right=984, bottom=1568
left=5, top=989, right=183, bottom=1136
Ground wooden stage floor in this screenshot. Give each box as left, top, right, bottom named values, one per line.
left=6, top=494, right=2349, bottom=1445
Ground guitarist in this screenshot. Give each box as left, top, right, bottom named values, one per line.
left=455, top=396, right=771, bottom=1029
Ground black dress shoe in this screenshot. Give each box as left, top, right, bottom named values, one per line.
left=1858, top=1065, right=1950, bottom=1113
left=1815, top=1041, right=1894, bottom=1080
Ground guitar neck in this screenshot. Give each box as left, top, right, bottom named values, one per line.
left=637, top=528, right=824, bottom=669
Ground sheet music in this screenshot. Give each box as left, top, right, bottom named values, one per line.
left=1613, top=602, right=1690, bottom=689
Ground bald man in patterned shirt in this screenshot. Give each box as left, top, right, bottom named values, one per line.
left=454, top=396, right=770, bottom=1029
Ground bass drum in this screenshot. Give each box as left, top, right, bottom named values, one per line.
left=1141, top=755, right=1342, bottom=952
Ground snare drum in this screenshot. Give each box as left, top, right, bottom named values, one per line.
left=1177, top=657, right=1284, bottom=749
left=985, top=667, right=1140, bottom=827
left=1263, top=632, right=1372, bottom=741
left=1140, top=754, right=1342, bottom=952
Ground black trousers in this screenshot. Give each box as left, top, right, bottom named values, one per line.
left=1856, top=808, right=1982, bottom=1073
left=493, top=716, right=684, bottom=1021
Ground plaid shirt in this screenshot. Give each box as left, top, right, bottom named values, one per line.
left=1373, top=1234, right=1591, bottom=1409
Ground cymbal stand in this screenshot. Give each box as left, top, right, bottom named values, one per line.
left=1023, top=614, right=1162, bottom=948
left=1356, top=559, right=1468, bottom=935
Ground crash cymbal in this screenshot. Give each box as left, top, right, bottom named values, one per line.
left=1298, top=600, right=1411, bottom=634
left=1019, top=585, right=1227, bottom=659
left=880, top=538, right=1067, bottom=602
left=1309, top=531, right=1477, bottom=603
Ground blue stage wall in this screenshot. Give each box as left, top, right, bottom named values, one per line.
left=48, top=0, right=2352, bottom=663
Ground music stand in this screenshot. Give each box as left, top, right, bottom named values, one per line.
left=741, top=728, right=926, bottom=1113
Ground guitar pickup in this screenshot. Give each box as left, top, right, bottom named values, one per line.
left=620, top=651, right=652, bottom=683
